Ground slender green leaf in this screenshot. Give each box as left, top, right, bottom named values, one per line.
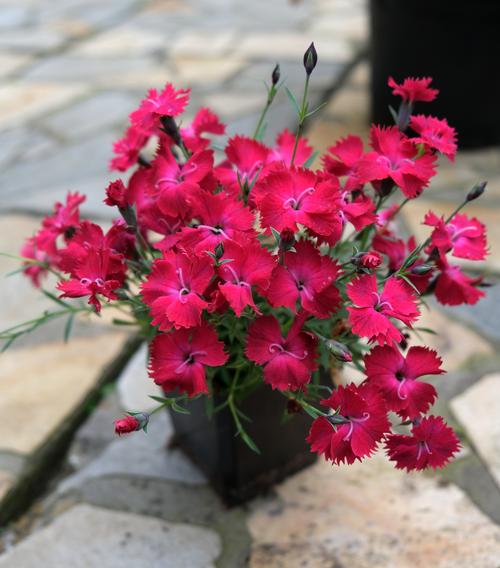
left=284, top=86, right=301, bottom=116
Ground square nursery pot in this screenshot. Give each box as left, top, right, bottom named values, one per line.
left=168, top=380, right=323, bottom=506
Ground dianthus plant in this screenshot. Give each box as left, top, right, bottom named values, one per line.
left=4, top=44, right=489, bottom=472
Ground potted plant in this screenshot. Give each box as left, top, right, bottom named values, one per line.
left=370, top=0, right=500, bottom=148
left=3, top=44, right=488, bottom=505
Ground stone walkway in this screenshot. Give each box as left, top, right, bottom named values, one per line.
left=1, top=0, right=500, bottom=566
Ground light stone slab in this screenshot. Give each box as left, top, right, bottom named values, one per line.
left=71, top=25, right=167, bottom=57
left=0, top=82, right=87, bottom=129
left=117, top=343, right=162, bottom=411
left=0, top=333, right=127, bottom=455
left=451, top=373, right=500, bottom=488
left=0, top=504, right=221, bottom=567
left=40, top=91, right=137, bottom=140
left=249, top=452, right=500, bottom=568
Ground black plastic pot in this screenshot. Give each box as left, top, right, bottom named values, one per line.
left=370, top=0, right=500, bottom=148
left=169, top=382, right=318, bottom=506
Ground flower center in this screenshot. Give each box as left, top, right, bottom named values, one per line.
left=80, top=277, right=104, bottom=287
left=196, top=224, right=230, bottom=239
left=416, top=440, right=432, bottom=460
left=283, top=187, right=315, bottom=210
left=342, top=412, right=371, bottom=442
left=176, top=268, right=191, bottom=303
left=174, top=350, right=208, bottom=374
left=268, top=343, right=308, bottom=360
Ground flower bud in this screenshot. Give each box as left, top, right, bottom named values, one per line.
left=325, top=339, right=353, bottom=362
left=279, top=228, right=295, bottom=252
left=214, top=242, right=224, bottom=261
left=353, top=251, right=383, bottom=270
left=160, top=115, right=182, bottom=146
left=303, top=42, right=318, bottom=76
left=272, top=63, right=280, bottom=86
left=410, top=264, right=433, bottom=275
left=114, top=412, right=149, bottom=436
left=466, top=181, right=487, bottom=202
left=104, top=180, right=128, bottom=209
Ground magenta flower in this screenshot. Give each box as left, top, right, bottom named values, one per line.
left=385, top=416, right=460, bottom=471
left=388, top=76, right=439, bottom=103
left=346, top=274, right=420, bottom=345
left=307, top=383, right=390, bottom=465
left=141, top=251, right=213, bottom=330
left=364, top=344, right=444, bottom=419
left=267, top=240, right=341, bottom=318
left=217, top=239, right=275, bottom=316
left=358, top=125, right=437, bottom=198
left=149, top=324, right=228, bottom=396
left=245, top=315, right=318, bottom=391
left=410, top=115, right=457, bottom=161
left=425, top=211, right=488, bottom=261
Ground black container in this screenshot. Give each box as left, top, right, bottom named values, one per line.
left=370, top=0, right=500, bottom=148
left=169, top=383, right=318, bottom=505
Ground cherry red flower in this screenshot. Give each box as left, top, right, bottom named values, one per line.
left=217, top=239, right=275, bottom=316
left=21, top=235, right=58, bottom=287
left=267, top=240, right=341, bottom=318
left=215, top=136, right=269, bottom=196
left=40, top=192, right=85, bottom=243
left=424, top=211, right=488, bottom=261
left=434, top=258, right=484, bottom=306
left=57, top=248, right=123, bottom=312
left=307, top=383, right=390, bottom=465
left=364, top=344, right=444, bottom=419
left=385, top=416, right=460, bottom=471
left=149, top=324, right=228, bottom=396
left=269, top=129, right=313, bottom=167
left=141, top=251, right=213, bottom=330
left=358, top=126, right=437, bottom=198
left=178, top=191, right=255, bottom=255
left=410, top=115, right=457, bottom=161
left=104, top=180, right=129, bottom=209
left=181, top=107, right=225, bottom=153
left=388, top=76, right=439, bottom=103
left=109, top=126, right=149, bottom=172
left=245, top=315, right=318, bottom=391
left=149, top=146, right=213, bottom=218
left=322, top=135, right=365, bottom=191
left=130, top=83, right=190, bottom=134
left=254, top=167, right=340, bottom=236
left=114, top=415, right=140, bottom=435
left=346, top=274, right=420, bottom=345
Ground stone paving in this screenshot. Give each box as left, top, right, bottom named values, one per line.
left=1, top=0, right=500, bottom=566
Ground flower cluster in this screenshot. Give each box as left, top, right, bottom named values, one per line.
left=13, top=50, right=488, bottom=474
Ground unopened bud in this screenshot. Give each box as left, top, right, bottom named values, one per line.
left=214, top=242, right=224, bottom=261
left=325, top=339, right=352, bottom=362
left=272, top=63, right=280, bottom=86
left=279, top=228, right=295, bottom=252
left=114, top=412, right=149, bottom=436
left=160, top=115, right=182, bottom=146
left=466, top=181, right=487, bottom=202
left=410, top=264, right=433, bottom=275
left=303, top=42, right=318, bottom=76
left=353, top=251, right=383, bottom=270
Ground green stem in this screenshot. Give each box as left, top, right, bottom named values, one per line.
left=290, top=75, right=310, bottom=167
